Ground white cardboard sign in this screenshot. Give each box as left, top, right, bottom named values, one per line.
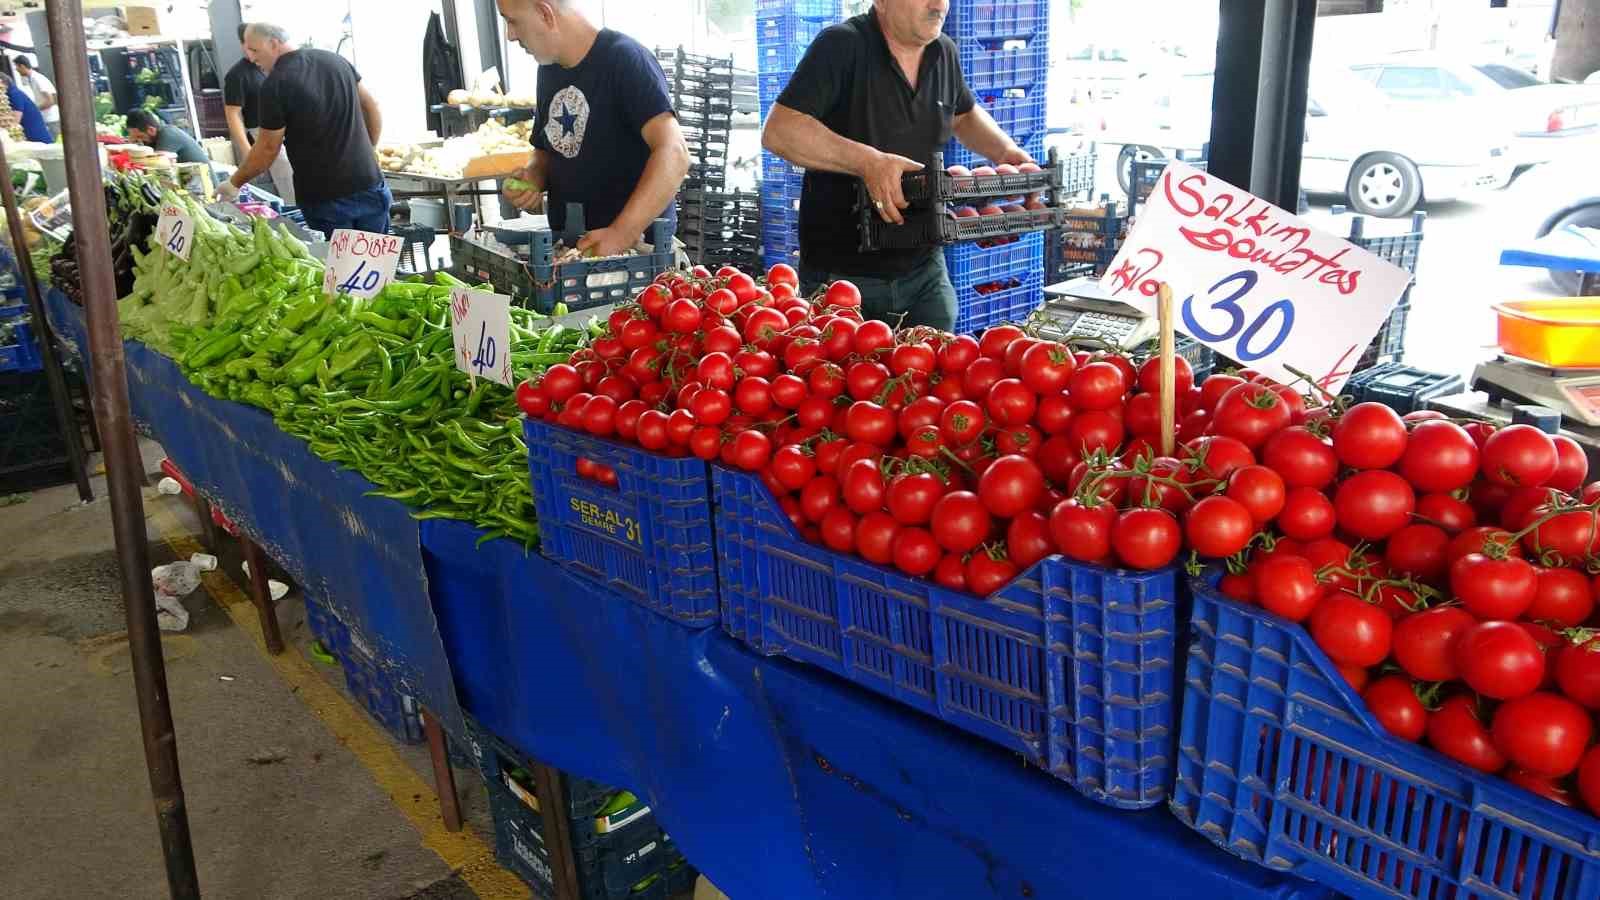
left=156, top=202, right=193, bottom=262
left=450, top=286, right=513, bottom=387
left=322, top=228, right=403, bottom=299
left=1098, top=162, right=1412, bottom=394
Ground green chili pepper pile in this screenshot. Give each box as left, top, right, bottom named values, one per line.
left=114, top=205, right=590, bottom=548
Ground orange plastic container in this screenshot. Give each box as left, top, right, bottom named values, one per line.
left=1494, top=298, right=1600, bottom=368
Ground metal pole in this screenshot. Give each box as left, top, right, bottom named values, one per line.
left=45, top=3, right=200, bottom=896
left=0, top=140, right=92, bottom=501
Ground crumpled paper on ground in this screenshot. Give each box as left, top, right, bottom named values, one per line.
left=150, top=561, right=201, bottom=631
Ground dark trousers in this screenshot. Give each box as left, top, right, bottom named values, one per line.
left=800, top=251, right=957, bottom=332
left=300, top=183, right=394, bottom=239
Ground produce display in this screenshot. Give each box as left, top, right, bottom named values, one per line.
left=111, top=200, right=586, bottom=546
left=444, top=88, right=537, bottom=109
left=48, top=170, right=161, bottom=304
left=377, top=120, right=533, bottom=179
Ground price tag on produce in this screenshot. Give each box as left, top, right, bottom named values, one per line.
left=450, top=286, right=513, bottom=387
left=156, top=202, right=193, bottom=262
left=1099, top=162, right=1412, bottom=394
left=322, top=228, right=403, bottom=299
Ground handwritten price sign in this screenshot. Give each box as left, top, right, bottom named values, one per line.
left=1099, top=162, right=1412, bottom=394
left=449, top=286, right=513, bottom=387
left=156, top=202, right=193, bottom=262
left=322, top=228, right=403, bottom=299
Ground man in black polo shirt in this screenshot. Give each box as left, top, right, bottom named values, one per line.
left=222, top=23, right=295, bottom=202
left=221, top=23, right=390, bottom=237
left=762, top=0, right=1032, bottom=330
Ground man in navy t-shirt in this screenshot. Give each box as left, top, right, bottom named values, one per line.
left=497, top=0, right=688, bottom=257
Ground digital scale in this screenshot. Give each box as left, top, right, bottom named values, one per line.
left=1037, top=277, right=1159, bottom=350
left=1472, top=357, right=1600, bottom=427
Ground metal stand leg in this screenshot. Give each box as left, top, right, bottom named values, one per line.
left=531, top=762, right=581, bottom=900
left=240, top=536, right=285, bottom=655
left=192, top=495, right=221, bottom=553
left=423, top=710, right=463, bottom=832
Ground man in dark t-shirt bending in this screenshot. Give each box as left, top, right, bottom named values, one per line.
left=762, top=0, right=1033, bottom=331
left=221, top=23, right=391, bottom=238
left=498, top=0, right=688, bottom=257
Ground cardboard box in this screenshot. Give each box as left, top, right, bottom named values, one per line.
left=124, top=5, right=160, bottom=36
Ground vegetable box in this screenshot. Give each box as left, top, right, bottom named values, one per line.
left=523, top=417, right=719, bottom=628
left=712, top=465, right=1182, bottom=810
left=1173, top=574, right=1600, bottom=899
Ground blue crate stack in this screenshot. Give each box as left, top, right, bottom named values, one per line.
left=756, top=0, right=843, bottom=270
left=944, top=0, right=1049, bottom=333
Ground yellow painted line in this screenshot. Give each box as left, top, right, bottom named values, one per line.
left=148, top=502, right=529, bottom=900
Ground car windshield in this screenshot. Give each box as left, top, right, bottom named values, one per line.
left=1475, top=63, right=1543, bottom=89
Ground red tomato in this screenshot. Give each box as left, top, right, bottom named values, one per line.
left=1398, top=420, right=1480, bottom=493
left=635, top=409, right=670, bottom=451
left=1455, top=620, right=1546, bottom=700
left=840, top=458, right=887, bottom=515
left=1505, top=767, right=1580, bottom=808
left=823, top=280, right=861, bottom=309
left=1135, top=354, right=1195, bottom=398
left=1111, top=508, right=1181, bottom=570
left=1555, top=634, right=1600, bottom=708
left=1364, top=676, right=1426, bottom=742
left=1392, top=606, right=1476, bottom=682
left=1383, top=524, right=1451, bottom=582
left=843, top=401, right=897, bottom=447
left=800, top=476, right=841, bottom=524
left=734, top=377, right=773, bottom=416
left=1524, top=507, right=1599, bottom=566
left=1253, top=555, right=1323, bottom=622
left=1067, top=362, right=1127, bottom=411
left=1450, top=553, right=1537, bottom=620
left=856, top=511, right=900, bottom=565
left=769, top=445, right=816, bottom=492
left=887, top=472, right=947, bottom=525
left=1020, top=341, right=1077, bottom=394
left=933, top=552, right=968, bottom=590
left=1333, top=470, right=1415, bottom=540
left=966, top=550, right=1019, bottom=595
left=767, top=263, right=799, bottom=289
left=688, top=388, right=731, bottom=426
left=977, top=325, right=1024, bottom=359
left=1309, top=592, right=1393, bottom=667
left=1530, top=566, right=1595, bottom=627
left=1261, top=427, right=1338, bottom=490
left=542, top=363, right=583, bottom=402
left=1185, top=495, right=1256, bottom=558
left=938, top=335, right=980, bottom=374
left=939, top=399, right=986, bottom=446
left=727, top=272, right=761, bottom=303
left=742, top=307, right=788, bottom=344
left=978, top=455, right=1045, bottom=518
left=1065, top=410, right=1124, bottom=456
left=808, top=362, right=846, bottom=400
left=662, top=297, right=703, bottom=333
left=930, top=492, right=992, bottom=554
left=688, top=425, right=722, bottom=460
left=964, top=356, right=1007, bottom=398
left=1122, top=392, right=1162, bottom=441
left=1226, top=465, right=1287, bottom=524
left=985, top=378, right=1037, bottom=427
left=819, top=507, right=858, bottom=552
left=727, top=430, right=772, bottom=471
left=1481, top=424, right=1559, bottom=488
left=1210, top=383, right=1292, bottom=449
left=853, top=319, right=894, bottom=357
left=1049, top=499, right=1116, bottom=563
left=1186, top=435, right=1257, bottom=486
left=1417, top=492, right=1476, bottom=534
left=1492, top=692, right=1593, bottom=777
left=1332, top=402, right=1408, bottom=470
left=1002, top=337, right=1040, bottom=377
left=890, top=342, right=937, bottom=376
left=1548, top=434, right=1589, bottom=493
left=1006, top=511, right=1054, bottom=569
left=1446, top=526, right=1520, bottom=565
left=1277, top=488, right=1336, bottom=541
left=1036, top=391, right=1075, bottom=436
left=1198, top=374, right=1245, bottom=413
left=893, top=526, right=942, bottom=576
left=1428, top=694, right=1507, bottom=773
left=769, top=374, right=808, bottom=410
left=995, top=424, right=1043, bottom=457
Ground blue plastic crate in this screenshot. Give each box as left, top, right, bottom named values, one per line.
left=942, top=89, right=1046, bottom=169
left=958, top=32, right=1048, bottom=93
left=762, top=246, right=800, bottom=270
left=0, top=301, right=25, bottom=319
left=954, top=269, right=1043, bottom=335
left=945, top=0, right=1047, bottom=41
left=303, top=594, right=348, bottom=656
left=1173, top=574, right=1600, bottom=900
left=713, top=466, right=1181, bottom=809
left=757, top=14, right=833, bottom=74
left=523, top=417, right=718, bottom=628
left=755, top=0, right=840, bottom=19
left=0, top=321, right=42, bottom=373
left=758, top=72, right=791, bottom=106
left=1352, top=364, right=1464, bottom=413
left=760, top=151, right=803, bottom=184
left=760, top=172, right=804, bottom=208
left=337, top=630, right=425, bottom=745
left=944, top=231, right=1041, bottom=285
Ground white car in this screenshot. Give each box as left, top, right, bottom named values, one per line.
left=1098, top=67, right=1514, bottom=218
left=1350, top=56, right=1600, bottom=168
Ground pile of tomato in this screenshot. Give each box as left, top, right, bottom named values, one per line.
left=514, top=262, right=1600, bottom=818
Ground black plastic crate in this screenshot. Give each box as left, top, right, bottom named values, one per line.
left=898, top=149, right=1064, bottom=204
left=1354, top=299, right=1409, bottom=372
left=451, top=212, right=675, bottom=313
left=1343, top=210, right=1425, bottom=275
left=1128, top=155, right=1208, bottom=214
left=489, top=774, right=669, bottom=900
left=1352, top=363, right=1463, bottom=414
left=0, top=369, right=71, bottom=484
left=860, top=205, right=1065, bottom=251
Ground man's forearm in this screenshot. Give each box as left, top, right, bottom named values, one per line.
left=612, top=143, right=688, bottom=240
left=231, top=138, right=278, bottom=186
left=224, top=108, right=250, bottom=161
left=362, top=102, right=382, bottom=146
left=952, top=107, right=1020, bottom=164
left=762, top=106, right=879, bottom=177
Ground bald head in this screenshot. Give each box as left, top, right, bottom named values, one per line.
left=244, top=23, right=295, bottom=73
left=498, top=0, right=594, bottom=67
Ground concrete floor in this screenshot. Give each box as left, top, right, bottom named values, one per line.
left=0, top=440, right=515, bottom=900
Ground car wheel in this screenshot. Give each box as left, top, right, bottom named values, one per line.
left=1344, top=152, right=1422, bottom=218
left=1116, top=145, right=1163, bottom=196
left=1539, top=205, right=1600, bottom=295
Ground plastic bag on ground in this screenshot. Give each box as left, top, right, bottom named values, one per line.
left=151, top=561, right=201, bottom=632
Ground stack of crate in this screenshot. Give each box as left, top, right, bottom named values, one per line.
left=660, top=46, right=764, bottom=272
left=756, top=0, right=843, bottom=270
left=942, top=0, right=1051, bottom=333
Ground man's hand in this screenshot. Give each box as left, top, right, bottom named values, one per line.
left=997, top=144, right=1035, bottom=167
left=862, top=150, right=923, bottom=225
left=502, top=167, right=543, bottom=212
left=216, top=179, right=241, bottom=202
left=575, top=226, right=638, bottom=259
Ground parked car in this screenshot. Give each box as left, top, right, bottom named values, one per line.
left=1350, top=55, right=1600, bottom=168
left=1098, top=67, right=1514, bottom=217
